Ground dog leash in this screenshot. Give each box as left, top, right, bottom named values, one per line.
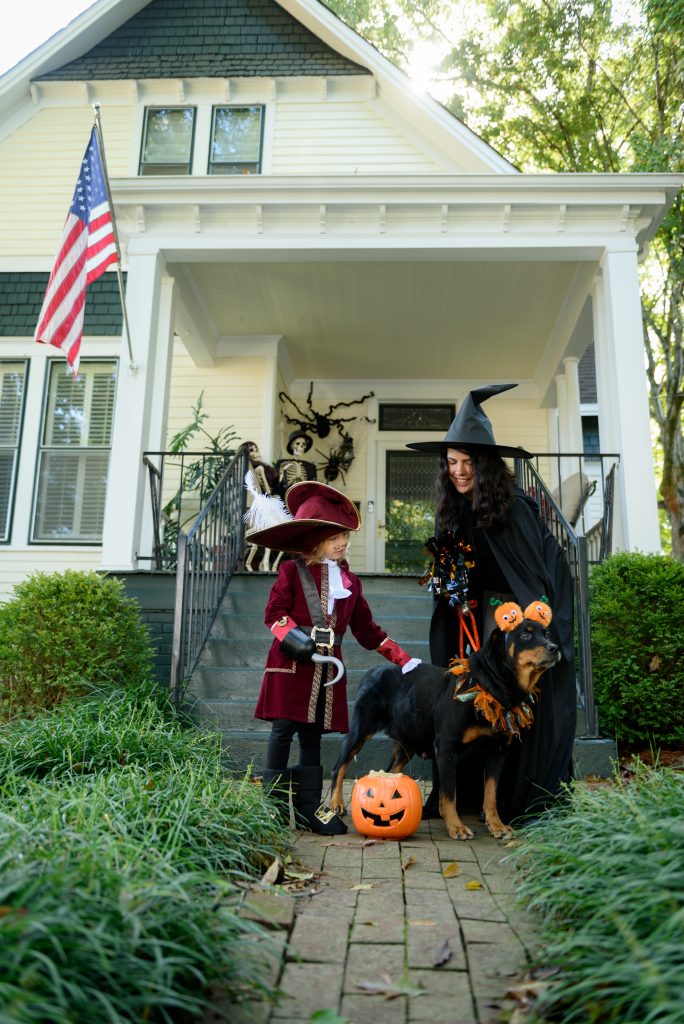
left=457, top=607, right=480, bottom=659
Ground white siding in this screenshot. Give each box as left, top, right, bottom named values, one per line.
left=271, top=101, right=442, bottom=174
left=0, top=548, right=103, bottom=604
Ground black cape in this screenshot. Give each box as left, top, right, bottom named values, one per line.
left=429, top=492, right=576, bottom=822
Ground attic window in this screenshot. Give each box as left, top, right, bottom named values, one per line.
left=140, top=108, right=195, bottom=175
left=209, top=106, right=264, bottom=175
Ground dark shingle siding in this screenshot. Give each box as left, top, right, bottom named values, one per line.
left=0, top=273, right=123, bottom=337
left=579, top=343, right=597, bottom=404
left=38, top=0, right=370, bottom=80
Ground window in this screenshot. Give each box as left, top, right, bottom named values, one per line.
left=379, top=403, right=455, bottom=432
left=582, top=415, right=601, bottom=461
left=209, top=106, right=264, bottom=174
left=32, top=361, right=118, bottom=543
left=140, top=108, right=195, bottom=175
left=0, top=360, right=28, bottom=542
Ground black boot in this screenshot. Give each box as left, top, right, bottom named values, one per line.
left=291, top=765, right=347, bottom=836
left=262, top=768, right=292, bottom=826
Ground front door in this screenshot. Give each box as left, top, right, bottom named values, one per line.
left=380, top=449, right=436, bottom=573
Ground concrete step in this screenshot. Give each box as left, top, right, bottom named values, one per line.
left=185, top=694, right=382, bottom=729
left=207, top=612, right=431, bottom=643
left=196, top=636, right=430, bottom=671
left=188, top=665, right=405, bottom=702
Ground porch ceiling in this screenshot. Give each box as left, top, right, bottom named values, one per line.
left=181, top=257, right=589, bottom=379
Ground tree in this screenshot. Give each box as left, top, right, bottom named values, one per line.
left=326, top=0, right=684, bottom=557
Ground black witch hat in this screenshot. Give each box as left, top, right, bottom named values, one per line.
left=406, top=383, right=532, bottom=458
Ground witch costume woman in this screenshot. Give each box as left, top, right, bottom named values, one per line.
left=407, top=383, right=577, bottom=823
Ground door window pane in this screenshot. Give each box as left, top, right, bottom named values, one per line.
left=0, top=360, right=27, bottom=542
left=379, top=403, right=455, bottom=431
left=385, top=450, right=437, bottom=573
left=33, top=361, right=118, bottom=543
left=209, top=106, right=264, bottom=174
left=140, top=108, right=195, bottom=175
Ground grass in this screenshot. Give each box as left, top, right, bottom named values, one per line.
left=0, top=686, right=290, bottom=1023
left=514, top=764, right=684, bottom=1023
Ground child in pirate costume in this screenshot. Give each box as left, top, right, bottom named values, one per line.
left=246, top=481, right=420, bottom=835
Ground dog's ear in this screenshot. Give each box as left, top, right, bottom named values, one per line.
left=493, top=602, right=524, bottom=632
left=523, top=601, right=553, bottom=626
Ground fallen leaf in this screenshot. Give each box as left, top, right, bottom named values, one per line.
left=649, top=654, right=662, bottom=672
left=261, top=857, right=283, bottom=886
left=464, top=880, right=483, bottom=890
left=356, top=972, right=426, bottom=1000
left=442, top=861, right=461, bottom=878
left=402, top=855, right=417, bottom=872
left=358, top=920, right=376, bottom=927
left=504, top=839, right=523, bottom=848
left=283, top=869, right=315, bottom=882
left=361, top=839, right=380, bottom=847
left=350, top=883, right=374, bottom=891
left=431, top=939, right=453, bottom=967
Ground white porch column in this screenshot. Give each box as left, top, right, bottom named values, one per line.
left=591, top=247, right=660, bottom=552
left=554, top=371, right=570, bottom=483
left=101, top=250, right=175, bottom=569
left=563, top=357, right=583, bottom=452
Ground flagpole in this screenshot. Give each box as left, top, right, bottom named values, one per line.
left=92, top=103, right=137, bottom=373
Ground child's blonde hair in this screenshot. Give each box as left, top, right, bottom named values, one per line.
left=304, top=531, right=350, bottom=565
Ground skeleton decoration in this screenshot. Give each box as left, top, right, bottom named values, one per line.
left=274, top=429, right=318, bottom=497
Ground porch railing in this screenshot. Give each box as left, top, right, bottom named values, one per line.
left=170, top=444, right=250, bottom=702
left=514, top=457, right=615, bottom=739
left=141, top=450, right=237, bottom=569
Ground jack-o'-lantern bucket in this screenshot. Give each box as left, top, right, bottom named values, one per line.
left=350, top=770, right=422, bottom=840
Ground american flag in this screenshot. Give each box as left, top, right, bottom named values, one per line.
left=34, top=126, right=118, bottom=375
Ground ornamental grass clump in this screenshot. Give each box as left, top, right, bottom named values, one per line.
left=589, top=552, right=684, bottom=746
left=0, top=770, right=278, bottom=1023
left=514, top=765, right=684, bottom=1023
left=0, top=570, right=154, bottom=719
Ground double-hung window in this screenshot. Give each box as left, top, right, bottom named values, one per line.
left=32, top=360, right=118, bottom=543
left=209, top=106, right=264, bottom=174
left=0, top=360, right=28, bottom=542
left=140, top=107, right=196, bottom=175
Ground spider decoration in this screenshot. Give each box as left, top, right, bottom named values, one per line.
left=279, top=381, right=375, bottom=440
left=316, top=431, right=355, bottom=484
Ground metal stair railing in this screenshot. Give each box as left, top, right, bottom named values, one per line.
left=515, top=459, right=599, bottom=738
left=170, top=444, right=250, bottom=702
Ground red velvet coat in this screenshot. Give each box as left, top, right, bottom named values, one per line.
left=255, top=559, right=387, bottom=732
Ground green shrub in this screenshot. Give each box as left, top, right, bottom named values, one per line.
left=589, top=552, right=684, bottom=746
left=0, top=570, right=154, bottom=718
left=514, top=766, right=684, bottom=1023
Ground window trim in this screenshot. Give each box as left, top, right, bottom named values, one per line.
left=30, top=358, right=119, bottom=546
left=0, top=359, right=29, bottom=544
left=378, top=402, right=456, bottom=432
left=139, top=106, right=197, bottom=176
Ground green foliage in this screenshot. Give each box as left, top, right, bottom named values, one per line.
left=0, top=571, right=154, bottom=719
left=160, top=392, right=240, bottom=568
left=0, top=690, right=288, bottom=1021
left=589, top=552, right=684, bottom=745
left=514, top=765, right=684, bottom=1022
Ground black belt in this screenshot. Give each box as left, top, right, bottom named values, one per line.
left=309, top=625, right=344, bottom=649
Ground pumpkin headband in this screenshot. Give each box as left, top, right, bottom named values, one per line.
left=493, top=599, right=552, bottom=632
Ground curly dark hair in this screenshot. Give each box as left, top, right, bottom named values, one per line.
left=435, top=448, right=514, bottom=533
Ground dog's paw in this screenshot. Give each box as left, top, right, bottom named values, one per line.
left=447, top=824, right=474, bottom=840
left=486, top=820, right=513, bottom=839
left=329, top=801, right=346, bottom=816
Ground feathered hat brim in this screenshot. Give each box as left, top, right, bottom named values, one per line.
left=246, top=519, right=356, bottom=553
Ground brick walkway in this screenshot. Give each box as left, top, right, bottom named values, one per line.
left=208, top=785, right=541, bottom=1024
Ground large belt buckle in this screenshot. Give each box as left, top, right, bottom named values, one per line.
left=310, top=626, right=335, bottom=650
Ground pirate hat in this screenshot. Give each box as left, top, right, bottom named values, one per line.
left=406, top=383, right=532, bottom=459
left=245, top=481, right=360, bottom=553
left=286, top=429, right=313, bottom=454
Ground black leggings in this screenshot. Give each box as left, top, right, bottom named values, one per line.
left=266, top=718, right=323, bottom=769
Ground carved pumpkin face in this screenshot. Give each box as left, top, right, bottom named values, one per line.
left=350, top=772, right=422, bottom=840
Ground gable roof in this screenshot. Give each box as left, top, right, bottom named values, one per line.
left=0, top=0, right=515, bottom=173
left=37, top=0, right=370, bottom=81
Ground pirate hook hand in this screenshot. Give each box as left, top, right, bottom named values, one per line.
left=377, top=637, right=421, bottom=674
left=271, top=617, right=317, bottom=663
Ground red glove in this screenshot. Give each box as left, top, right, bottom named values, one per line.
left=270, top=616, right=297, bottom=642
left=377, top=637, right=421, bottom=674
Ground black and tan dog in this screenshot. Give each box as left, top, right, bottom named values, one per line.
left=330, top=601, right=560, bottom=839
